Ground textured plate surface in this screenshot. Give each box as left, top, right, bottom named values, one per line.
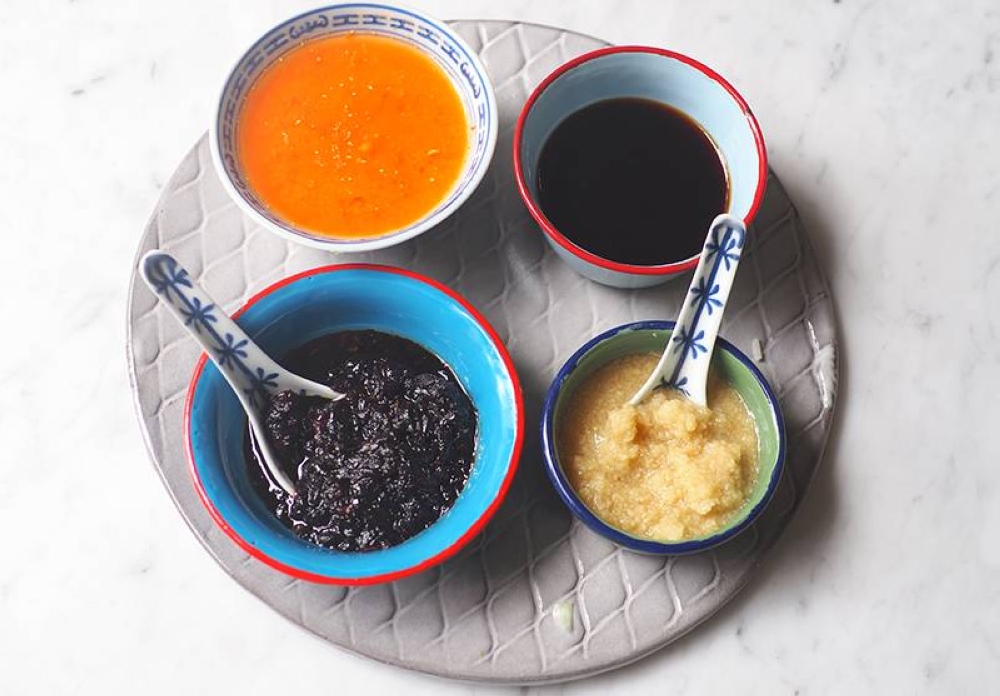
left=127, top=21, right=838, bottom=685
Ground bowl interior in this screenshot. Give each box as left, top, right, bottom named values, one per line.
left=546, top=322, right=783, bottom=551
left=518, top=49, right=764, bottom=226
left=188, top=267, right=520, bottom=582
left=213, top=3, right=497, bottom=247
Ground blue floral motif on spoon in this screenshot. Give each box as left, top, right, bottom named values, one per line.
left=629, top=213, right=747, bottom=407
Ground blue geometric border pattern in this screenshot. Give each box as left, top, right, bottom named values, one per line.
left=216, top=4, right=494, bottom=234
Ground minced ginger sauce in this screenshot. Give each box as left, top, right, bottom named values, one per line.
left=559, top=353, right=759, bottom=541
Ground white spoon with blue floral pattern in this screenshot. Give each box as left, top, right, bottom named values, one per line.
left=629, top=213, right=747, bottom=407
left=139, top=251, right=344, bottom=496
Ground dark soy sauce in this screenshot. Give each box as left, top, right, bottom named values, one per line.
left=536, top=97, right=729, bottom=266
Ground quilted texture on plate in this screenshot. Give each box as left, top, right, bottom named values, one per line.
left=126, top=21, right=838, bottom=685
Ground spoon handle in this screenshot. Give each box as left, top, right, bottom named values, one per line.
left=139, top=250, right=338, bottom=408
left=629, top=214, right=747, bottom=407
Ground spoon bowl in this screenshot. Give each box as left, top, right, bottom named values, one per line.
left=140, top=251, right=343, bottom=496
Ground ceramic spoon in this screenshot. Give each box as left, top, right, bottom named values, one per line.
left=629, top=213, right=747, bottom=407
left=139, top=250, right=344, bottom=496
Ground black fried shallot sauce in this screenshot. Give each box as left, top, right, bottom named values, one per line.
left=245, top=330, right=477, bottom=552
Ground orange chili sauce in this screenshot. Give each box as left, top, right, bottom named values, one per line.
left=237, top=33, right=469, bottom=239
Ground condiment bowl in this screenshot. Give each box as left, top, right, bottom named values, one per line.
left=514, top=46, right=767, bottom=288
left=540, top=321, right=785, bottom=554
left=185, top=264, right=523, bottom=585
left=210, top=3, right=498, bottom=253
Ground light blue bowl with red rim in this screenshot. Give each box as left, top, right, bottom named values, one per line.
left=513, top=46, right=767, bottom=289
left=184, top=264, right=523, bottom=585
left=540, top=320, right=785, bottom=554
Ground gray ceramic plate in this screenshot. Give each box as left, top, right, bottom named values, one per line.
left=126, top=21, right=838, bottom=685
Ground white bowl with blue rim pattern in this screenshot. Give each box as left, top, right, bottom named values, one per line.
left=210, top=3, right=498, bottom=253
left=514, top=46, right=767, bottom=289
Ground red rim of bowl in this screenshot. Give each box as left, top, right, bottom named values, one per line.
left=512, top=45, right=768, bottom=277
left=183, top=263, right=525, bottom=585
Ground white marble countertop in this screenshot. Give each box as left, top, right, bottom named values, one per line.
left=3, top=0, right=998, bottom=693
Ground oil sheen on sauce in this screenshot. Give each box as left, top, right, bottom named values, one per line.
left=246, top=330, right=477, bottom=553
left=536, top=97, right=729, bottom=266
left=237, top=33, right=469, bottom=239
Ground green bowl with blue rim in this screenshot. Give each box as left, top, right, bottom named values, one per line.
left=540, top=320, right=786, bottom=554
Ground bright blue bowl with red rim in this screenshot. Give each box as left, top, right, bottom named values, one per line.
left=184, top=264, right=523, bottom=585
